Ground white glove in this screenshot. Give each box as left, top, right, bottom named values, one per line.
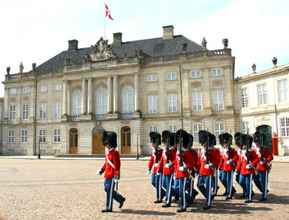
left=179, top=166, right=184, bottom=171
left=165, top=162, right=172, bottom=168
left=147, top=169, right=151, bottom=175
left=246, top=164, right=253, bottom=169
left=226, top=159, right=232, bottom=165
left=204, top=163, right=213, bottom=169
left=114, top=178, right=119, bottom=184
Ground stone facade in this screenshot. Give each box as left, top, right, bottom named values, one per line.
left=1, top=26, right=237, bottom=156
left=237, top=61, right=289, bottom=156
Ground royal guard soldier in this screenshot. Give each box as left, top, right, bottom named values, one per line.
left=253, top=131, right=274, bottom=201
left=197, top=131, right=220, bottom=210
left=221, top=133, right=238, bottom=200
left=148, top=131, right=164, bottom=203
left=174, top=129, right=194, bottom=212
left=238, top=134, right=259, bottom=203
left=98, top=131, right=126, bottom=212
left=160, top=131, right=177, bottom=207
left=234, top=132, right=246, bottom=196
left=215, top=134, right=225, bottom=195
left=187, top=133, right=199, bottom=204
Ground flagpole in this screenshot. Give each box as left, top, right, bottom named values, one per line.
left=103, top=1, right=106, bottom=39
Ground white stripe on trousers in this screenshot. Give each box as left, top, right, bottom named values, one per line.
left=214, top=169, right=218, bottom=194
left=108, top=179, right=115, bottom=210
left=228, top=171, right=233, bottom=197
left=167, top=175, right=173, bottom=204
left=264, top=171, right=268, bottom=199
left=208, top=176, right=212, bottom=206
left=249, top=174, right=253, bottom=201
left=182, top=178, right=187, bottom=209
left=158, top=174, right=162, bottom=200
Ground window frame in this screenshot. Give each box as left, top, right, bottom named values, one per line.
left=167, top=94, right=178, bottom=113
left=20, top=128, right=28, bottom=143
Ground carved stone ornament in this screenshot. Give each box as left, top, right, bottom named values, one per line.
left=89, top=37, right=115, bottom=62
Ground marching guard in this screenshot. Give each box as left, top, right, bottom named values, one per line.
left=253, top=131, right=274, bottom=201
left=148, top=131, right=164, bottom=203
left=160, top=131, right=177, bottom=207
left=99, top=131, right=126, bottom=212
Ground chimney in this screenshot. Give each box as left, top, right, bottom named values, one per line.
left=19, top=62, right=24, bottom=73
left=272, top=57, right=277, bottom=67
left=222, top=38, right=229, bottom=49
left=6, top=66, right=10, bottom=75
left=163, top=25, right=174, bottom=40
left=68, top=39, right=78, bottom=50
left=113, top=32, right=122, bottom=47
left=252, top=63, right=256, bottom=73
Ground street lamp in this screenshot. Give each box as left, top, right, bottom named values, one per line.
left=38, top=136, right=41, bottom=159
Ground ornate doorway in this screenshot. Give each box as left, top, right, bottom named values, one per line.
left=121, top=126, right=131, bottom=154
left=92, top=127, right=105, bottom=154
left=69, top=128, right=78, bottom=154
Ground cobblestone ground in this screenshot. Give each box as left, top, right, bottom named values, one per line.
left=0, top=159, right=288, bottom=220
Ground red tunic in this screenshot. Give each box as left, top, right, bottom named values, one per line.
left=160, top=148, right=176, bottom=176
left=148, top=148, right=163, bottom=174
left=256, top=147, right=273, bottom=172
left=222, top=148, right=239, bottom=172
left=218, top=147, right=225, bottom=170
left=198, top=148, right=219, bottom=176
left=174, top=149, right=195, bottom=179
left=101, top=148, right=120, bottom=179
left=236, top=148, right=242, bottom=172
left=239, top=149, right=259, bottom=175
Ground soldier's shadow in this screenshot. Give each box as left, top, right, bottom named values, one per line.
left=191, top=199, right=272, bottom=214
left=258, top=194, right=289, bottom=205
left=116, top=209, right=176, bottom=216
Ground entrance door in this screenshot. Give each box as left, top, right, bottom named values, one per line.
left=69, top=128, right=78, bottom=154
left=92, top=128, right=105, bottom=154
left=121, top=126, right=131, bottom=154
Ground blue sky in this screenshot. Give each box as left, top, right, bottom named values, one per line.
left=0, top=0, right=289, bottom=96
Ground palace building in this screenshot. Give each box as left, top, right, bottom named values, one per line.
left=1, top=25, right=237, bottom=156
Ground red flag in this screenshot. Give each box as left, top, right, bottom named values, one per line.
left=105, top=3, right=113, bottom=20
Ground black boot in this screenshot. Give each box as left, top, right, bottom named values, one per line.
left=162, top=203, right=171, bottom=208
left=177, top=208, right=186, bottom=212
left=203, top=205, right=211, bottom=210
left=119, top=197, right=126, bottom=208
left=101, top=209, right=112, bottom=213
left=154, top=200, right=162, bottom=203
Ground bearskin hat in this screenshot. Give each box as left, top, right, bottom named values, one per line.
left=188, top=133, right=193, bottom=148
left=219, top=133, right=225, bottom=146
left=208, top=133, right=216, bottom=147
left=223, top=132, right=232, bottom=145
left=149, top=131, right=161, bottom=146
left=244, top=134, right=253, bottom=149
left=199, top=130, right=209, bottom=145
left=234, top=132, right=242, bottom=146
left=102, top=131, right=117, bottom=148
left=169, top=132, right=176, bottom=147
left=162, top=130, right=171, bottom=145
left=176, top=129, right=189, bottom=148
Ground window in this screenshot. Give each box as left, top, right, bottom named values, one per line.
left=278, top=79, right=288, bottom=103
left=167, top=72, right=177, bottom=81
left=257, top=83, right=268, bottom=105
left=95, top=87, right=107, bottom=114
left=22, top=104, right=29, bottom=120
left=167, top=94, right=177, bottom=113
left=214, top=121, right=225, bottom=138
left=22, top=86, right=31, bottom=95
left=121, top=86, right=135, bottom=113
left=9, top=88, right=17, bottom=96
left=241, top=121, right=250, bottom=134
left=39, top=84, right=48, bottom=93
left=169, top=125, right=177, bottom=132
left=241, top=88, right=248, bottom=108
left=39, top=103, right=47, bottom=120
left=53, top=103, right=61, bottom=120
left=148, top=95, right=158, bottom=113
left=146, top=74, right=158, bottom=81
left=192, top=122, right=203, bottom=142
left=8, top=130, right=16, bottom=143
left=20, top=128, right=28, bottom=143
left=212, top=88, right=224, bottom=111
left=191, top=69, right=202, bottom=79
left=53, top=129, right=61, bottom=142
left=280, top=117, right=289, bottom=137
left=71, top=89, right=81, bottom=117
left=210, top=68, right=223, bottom=77
left=55, top=84, right=62, bottom=91
left=39, top=129, right=46, bottom=143
left=9, top=104, right=16, bottom=120
left=192, top=89, right=203, bottom=112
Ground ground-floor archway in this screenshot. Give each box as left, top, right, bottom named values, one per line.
left=92, top=127, right=105, bottom=154
left=121, top=126, right=131, bottom=154
left=69, top=128, right=78, bottom=154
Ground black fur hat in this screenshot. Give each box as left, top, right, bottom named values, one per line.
left=199, top=130, right=209, bottom=145
left=188, top=133, right=193, bottom=148
left=176, top=129, right=189, bottom=148
left=219, top=133, right=225, bottom=145
left=234, top=132, right=243, bottom=146
left=102, top=131, right=117, bottom=148
left=162, top=130, right=171, bottom=144
left=169, top=133, right=176, bottom=147
left=253, top=131, right=261, bottom=144
left=223, top=132, right=232, bottom=145
left=245, top=134, right=253, bottom=149
left=149, top=132, right=161, bottom=146
left=208, top=133, right=216, bottom=147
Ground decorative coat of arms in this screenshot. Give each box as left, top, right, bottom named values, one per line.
left=89, top=37, right=115, bottom=62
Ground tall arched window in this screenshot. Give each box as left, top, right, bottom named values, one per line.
left=71, top=89, right=81, bottom=117
left=121, top=86, right=134, bottom=113
left=95, top=86, right=107, bottom=114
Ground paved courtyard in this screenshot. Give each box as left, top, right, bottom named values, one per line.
left=0, top=159, right=288, bottom=220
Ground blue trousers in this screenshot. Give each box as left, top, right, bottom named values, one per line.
left=219, top=170, right=227, bottom=188
left=176, top=177, right=189, bottom=209
left=151, top=173, right=165, bottom=201
left=223, top=171, right=235, bottom=196
left=163, top=174, right=175, bottom=205
left=235, top=171, right=244, bottom=194
left=254, top=171, right=268, bottom=199
left=104, top=178, right=125, bottom=210
left=240, top=174, right=253, bottom=201
left=198, top=175, right=214, bottom=206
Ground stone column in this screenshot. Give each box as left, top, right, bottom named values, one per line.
left=81, top=79, right=87, bottom=114
left=203, top=68, right=212, bottom=111
left=182, top=70, right=190, bottom=112
left=62, top=80, right=67, bottom=115
left=107, top=77, right=112, bottom=113
left=67, top=81, right=71, bottom=115
left=3, top=88, right=8, bottom=119
left=134, top=73, right=139, bottom=111
left=113, top=75, right=118, bottom=113
left=87, top=78, right=92, bottom=114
